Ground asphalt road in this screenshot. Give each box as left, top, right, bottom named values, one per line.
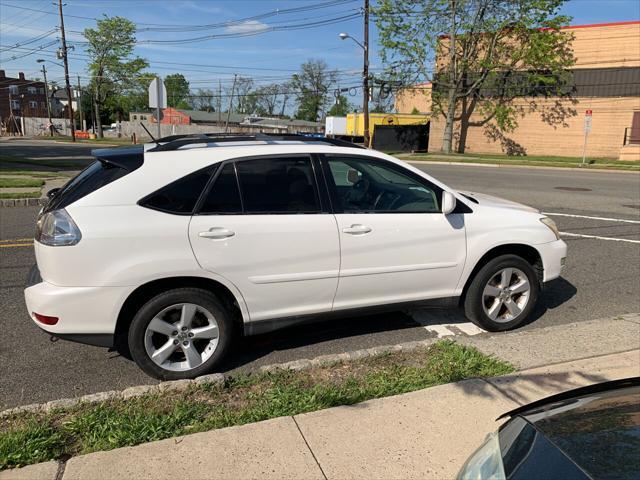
left=1, top=159, right=639, bottom=408
left=0, top=139, right=98, bottom=160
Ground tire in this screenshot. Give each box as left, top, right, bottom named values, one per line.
left=463, top=254, right=540, bottom=332
left=128, top=288, right=233, bottom=380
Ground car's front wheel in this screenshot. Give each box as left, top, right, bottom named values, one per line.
left=128, top=288, right=233, bottom=380
left=463, top=254, right=540, bottom=332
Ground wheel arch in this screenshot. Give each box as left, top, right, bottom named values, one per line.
left=114, top=276, right=246, bottom=352
left=459, top=243, right=543, bottom=306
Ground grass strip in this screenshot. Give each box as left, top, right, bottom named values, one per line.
left=0, top=178, right=44, bottom=188
left=399, top=153, right=640, bottom=171
left=0, top=191, right=41, bottom=199
left=0, top=170, right=61, bottom=178
left=0, top=341, right=513, bottom=470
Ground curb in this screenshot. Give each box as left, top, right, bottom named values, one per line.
left=405, top=159, right=640, bottom=174
left=4, top=313, right=637, bottom=419
left=0, top=197, right=46, bottom=207
left=0, top=338, right=436, bottom=418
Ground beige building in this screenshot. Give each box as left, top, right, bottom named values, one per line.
left=396, top=21, right=640, bottom=159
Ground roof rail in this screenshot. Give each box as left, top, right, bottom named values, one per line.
left=147, top=132, right=364, bottom=152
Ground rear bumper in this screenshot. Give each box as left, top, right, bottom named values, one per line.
left=536, top=239, right=567, bottom=282
left=24, top=275, right=132, bottom=338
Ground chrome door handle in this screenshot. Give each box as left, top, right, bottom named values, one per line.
left=199, top=228, right=235, bottom=239
left=342, top=224, right=372, bottom=235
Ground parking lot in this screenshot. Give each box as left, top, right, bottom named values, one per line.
left=1, top=159, right=638, bottom=408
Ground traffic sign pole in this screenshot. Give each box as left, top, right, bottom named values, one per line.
left=582, top=110, right=592, bottom=166
left=149, top=76, right=167, bottom=141
left=156, top=78, right=162, bottom=140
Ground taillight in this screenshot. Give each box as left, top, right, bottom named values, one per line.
left=33, top=312, right=59, bottom=325
left=35, top=208, right=82, bottom=246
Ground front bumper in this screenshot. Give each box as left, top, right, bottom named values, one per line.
left=536, top=239, right=567, bottom=282
left=24, top=271, right=133, bottom=340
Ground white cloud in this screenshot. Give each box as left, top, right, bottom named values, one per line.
left=225, top=20, right=269, bottom=35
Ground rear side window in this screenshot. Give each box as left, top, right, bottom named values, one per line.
left=45, top=161, right=130, bottom=212
left=199, top=163, right=242, bottom=214
left=140, top=168, right=213, bottom=214
left=235, top=157, right=320, bottom=213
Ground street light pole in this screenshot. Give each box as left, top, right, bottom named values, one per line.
left=40, top=64, right=53, bottom=137
left=339, top=0, right=370, bottom=147
left=77, top=75, right=84, bottom=131
left=58, top=0, right=76, bottom=141
left=363, top=0, right=370, bottom=147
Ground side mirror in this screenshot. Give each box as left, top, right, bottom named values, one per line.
left=47, top=188, right=61, bottom=199
left=442, top=191, right=457, bottom=215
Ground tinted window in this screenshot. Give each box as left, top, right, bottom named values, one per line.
left=326, top=157, right=441, bottom=213
left=499, top=417, right=587, bottom=480
left=199, top=163, right=242, bottom=214
left=236, top=157, right=320, bottom=213
left=532, top=387, right=640, bottom=480
left=45, top=160, right=131, bottom=213
left=141, top=168, right=212, bottom=214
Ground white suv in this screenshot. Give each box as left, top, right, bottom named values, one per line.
left=25, top=134, right=566, bottom=379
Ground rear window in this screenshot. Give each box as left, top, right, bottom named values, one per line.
left=199, top=163, right=242, bottom=214
left=44, top=161, right=130, bottom=212
left=140, top=167, right=214, bottom=214
left=235, top=157, right=320, bottom=213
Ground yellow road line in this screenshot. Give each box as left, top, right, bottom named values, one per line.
left=0, top=242, right=33, bottom=248
left=0, top=238, right=32, bottom=243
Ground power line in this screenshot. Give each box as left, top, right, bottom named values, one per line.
left=0, top=29, right=58, bottom=53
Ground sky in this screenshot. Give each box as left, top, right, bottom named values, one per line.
left=1, top=0, right=639, bottom=106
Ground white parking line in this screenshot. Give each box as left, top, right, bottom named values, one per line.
left=409, top=310, right=487, bottom=338
left=544, top=212, right=640, bottom=224
left=560, top=232, right=640, bottom=244
left=453, top=322, right=486, bottom=336
left=425, top=324, right=458, bottom=338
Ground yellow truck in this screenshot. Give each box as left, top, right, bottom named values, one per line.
left=346, top=112, right=430, bottom=137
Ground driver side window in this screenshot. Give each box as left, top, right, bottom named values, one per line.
left=325, top=156, right=441, bottom=213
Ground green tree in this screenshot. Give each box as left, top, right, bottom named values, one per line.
left=191, top=88, right=216, bottom=112
left=254, top=84, right=282, bottom=116
left=375, top=0, right=575, bottom=153
left=84, top=16, right=148, bottom=137
left=327, top=95, right=352, bottom=116
left=291, top=59, right=336, bottom=122
left=164, top=73, right=191, bottom=108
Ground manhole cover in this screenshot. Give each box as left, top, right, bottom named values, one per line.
left=622, top=204, right=640, bottom=210
left=554, top=186, right=592, bottom=192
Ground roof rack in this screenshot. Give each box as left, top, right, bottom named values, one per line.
left=147, top=132, right=364, bottom=152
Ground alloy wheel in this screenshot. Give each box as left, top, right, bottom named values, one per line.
left=482, top=267, right=531, bottom=323
left=144, top=303, right=220, bottom=372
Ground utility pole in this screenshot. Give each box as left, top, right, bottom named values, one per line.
left=363, top=0, right=370, bottom=147
left=58, top=0, right=75, bottom=141
left=41, top=64, right=53, bottom=136
left=218, top=80, right=222, bottom=125
left=225, top=74, right=237, bottom=133
left=76, top=75, right=84, bottom=131
left=90, top=89, right=96, bottom=134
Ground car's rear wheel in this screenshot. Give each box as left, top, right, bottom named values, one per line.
left=128, top=288, right=233, bottom=380
left=463, top=254, right=540, bottom=332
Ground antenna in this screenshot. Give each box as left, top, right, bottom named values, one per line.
left=140, top=122, right=158, bottom=145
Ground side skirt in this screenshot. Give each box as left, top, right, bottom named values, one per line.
left=244, top=296, right=459, bottom=336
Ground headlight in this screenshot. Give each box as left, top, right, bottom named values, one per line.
left=540, top=217, right=560, bottom=240
left=457, top=432, right=505, bottom=480
left=35, top=209, right=82, bottom=246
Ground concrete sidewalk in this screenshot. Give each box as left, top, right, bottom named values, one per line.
left=3, top=349, right=638, bottom=480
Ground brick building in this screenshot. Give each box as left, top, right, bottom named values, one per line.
left=0, top=70, right=51, bottom=127
left=396, top=21, right=640, bottom=160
